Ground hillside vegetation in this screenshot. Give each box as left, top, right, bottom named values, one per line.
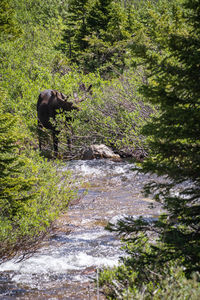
left=0, top=0, right=200, bottom=297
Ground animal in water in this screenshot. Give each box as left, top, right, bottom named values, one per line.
left=37, top=84, right=92, bottom=156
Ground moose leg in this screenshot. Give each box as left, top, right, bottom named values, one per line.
left=66, top=124, right=73, bottom=153
left=53, top=130, right=59, bottom=157
left=37, top=121, right=43, bottom=151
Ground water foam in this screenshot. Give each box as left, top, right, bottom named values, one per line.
left=0, top=159, right=154, bottom=297
left=63, top=159, right=135, bottom=178
left=0, top=252, right=119, bottom=287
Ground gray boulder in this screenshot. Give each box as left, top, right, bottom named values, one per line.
left=82, top=144, right=121, bottom=161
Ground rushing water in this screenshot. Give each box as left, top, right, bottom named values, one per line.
left=0, top=159, right=161, bottom=299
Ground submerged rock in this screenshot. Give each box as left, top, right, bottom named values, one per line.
left=82, top=144, right=121, bottom=161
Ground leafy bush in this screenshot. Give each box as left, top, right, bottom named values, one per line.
left=100, top=261, right=200, bottom=299
left=58, top=70, right=155, bottom=159
left=99, top=226, right=200, bottom=299
left=0, top=90, right=76, bottom=262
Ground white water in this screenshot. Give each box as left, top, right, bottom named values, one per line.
left=0, top=159, right=160, bottom=299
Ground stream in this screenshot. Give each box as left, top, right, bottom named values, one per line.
left=0, top=159, right=161, bottom=299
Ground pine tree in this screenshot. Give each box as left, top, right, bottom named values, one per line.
left=0, top=0, right=21, bottom=40
left=109, top=0, right=200, bottom=274
left=85, top=0, right=130, bottom=74
left=0, top=92, right=36, bottom=219
left=61, top=0, right=131, bottom=75
left=136, top=0, right=200, bottom=273
left=86, top=0, right=111, bottom=33
left=61, top=0, right=90, bottom=58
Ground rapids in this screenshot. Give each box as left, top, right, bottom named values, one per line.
left=0, top=159, right=161, bottom=299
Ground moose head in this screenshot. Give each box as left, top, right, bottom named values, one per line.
left=37, top=83, right=92, bottom=156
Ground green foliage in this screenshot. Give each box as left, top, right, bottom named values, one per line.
left=0, top=0, right=22, bottom=41
left=56, top=70, right=154, bottom=159
left=0, top=90, right=76, bottom=261
left=60, top=0, right=132, bottom=75
left=0, top=0, right=151, bottom=159
left=0, top=0, right=67, bottom=142
left=100, top=0, right=200, bottom=297
left=128, top=0, right=200, bottom=273
left=13, top=0, right=63, bottom=26
left=100, top=259, right=200, bottom=299
left=0, top=91, right=35, bottom=218
left=0, top=1, right=77, bottom=258
left=101, top=220, right=200, bottom=298
left=62, top=0, right=89, bottom=55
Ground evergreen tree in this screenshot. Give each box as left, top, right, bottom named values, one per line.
left=0, top=91, right=36, bottom=219
left=61, top=0, right=131, bottom=75
left=86, top=0, right=111, bottom=33
left=0, top=0, right=21, bottom=40
left=141, top=0, right=200, bottom=273
left=109, top=0, right=200, bottom=274
left=61, top=0, right=90, bottom=58
left=85, top=0, right=130, bottom=74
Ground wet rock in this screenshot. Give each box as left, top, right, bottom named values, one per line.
left=82, top=144, right=121, bottom=161
left=117, top=147, right=147, bottom=161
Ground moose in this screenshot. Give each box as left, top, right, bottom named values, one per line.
left=37, top=84, right=92, bottom=156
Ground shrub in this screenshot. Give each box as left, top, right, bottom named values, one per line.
left=0, top=90, right=76, bottom=262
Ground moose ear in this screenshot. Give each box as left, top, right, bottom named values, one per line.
left=51, top=90, right=57, bottom=96
left=60, top=92, right=67, bottom=99
left=54, top=91, right=65, bottom=101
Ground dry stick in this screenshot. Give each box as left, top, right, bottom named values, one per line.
left=97, top=268, right=100, bottom=300
left=88, top=283, right=91, bottom=300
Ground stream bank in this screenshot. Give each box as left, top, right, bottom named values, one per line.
left=0, top=159, right=161, bottom=299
